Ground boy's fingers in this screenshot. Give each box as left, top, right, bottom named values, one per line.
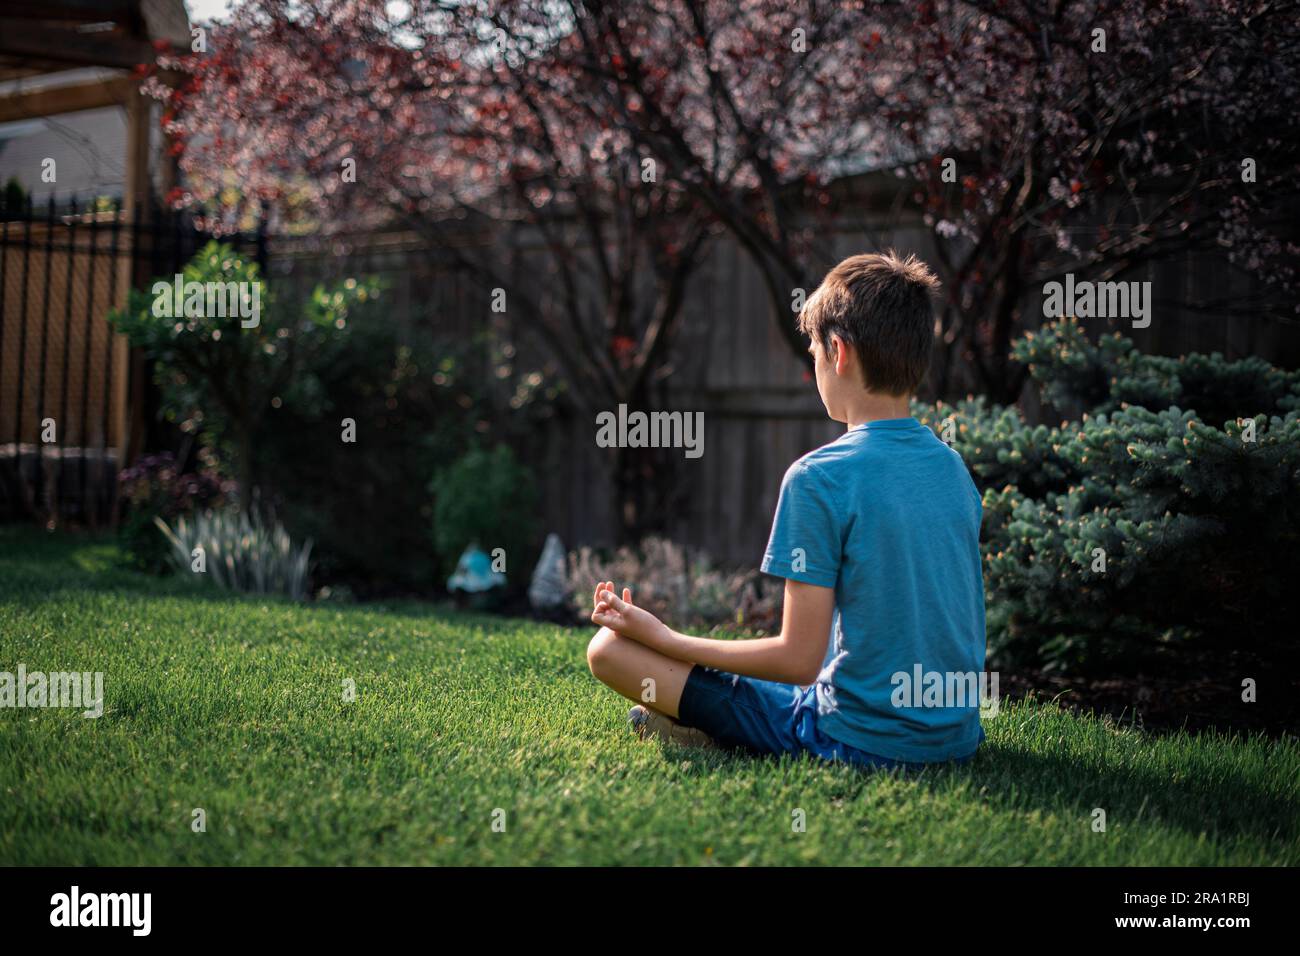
left=600, top=589, right=629, bottom=612
left=622, top=587, right=632, bottom=605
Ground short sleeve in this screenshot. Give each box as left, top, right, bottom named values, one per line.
left=761, top=459, right=842, bottom=588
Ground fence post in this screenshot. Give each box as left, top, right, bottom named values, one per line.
left=56, top=198, right=79, bottom=523
left=13, top=195, right=33, bottom=505
left=104, top=200, right=124, bottom=528
left=81, top=200, right=99, bottom=525
left=34, top=196, right=56, bottom=517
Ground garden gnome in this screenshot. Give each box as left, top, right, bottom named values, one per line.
left=528, top=533, right=567, bottom=611
left=447, top=544, right=505, bottom=593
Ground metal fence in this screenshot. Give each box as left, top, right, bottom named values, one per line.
left=0, top=194, right=265, bottom=526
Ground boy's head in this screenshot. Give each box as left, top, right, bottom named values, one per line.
left=797, top=250, right=939, bottom=420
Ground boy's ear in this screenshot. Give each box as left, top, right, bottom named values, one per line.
left=829, top=332, right=852, bottom=376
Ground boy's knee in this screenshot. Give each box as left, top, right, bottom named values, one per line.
left=586, top=627, right=621, bottom=681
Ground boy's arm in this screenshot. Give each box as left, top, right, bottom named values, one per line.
left=591, top=579, right=834, bottom=686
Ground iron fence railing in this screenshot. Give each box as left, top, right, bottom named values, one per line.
left=0, top=193, right=265, bottom=526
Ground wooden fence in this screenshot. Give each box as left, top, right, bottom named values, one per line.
left=267, top=207, right=1300, bottom=566
left=6, top=184, right=1283, bottom=558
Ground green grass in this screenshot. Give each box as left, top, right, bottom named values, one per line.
left=1, top=527, right=1296, bottom=866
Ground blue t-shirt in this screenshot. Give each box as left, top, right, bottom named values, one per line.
left=760, top=417, right=986, bottom=762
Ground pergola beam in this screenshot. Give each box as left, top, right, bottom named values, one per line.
left=0, top=76, right=137, bottom=123
left=0, top=19, right=162, bottom=71
left=0, top=2, right=139, bottom=24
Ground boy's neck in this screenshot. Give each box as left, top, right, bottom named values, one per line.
left=842, top=392, right=912, bottom=429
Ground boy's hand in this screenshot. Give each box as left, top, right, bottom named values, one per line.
left=591, top=580, right=629, bottom=624
left=591, top=582, right=671, bottom=648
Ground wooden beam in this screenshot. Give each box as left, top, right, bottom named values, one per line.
left=0, top=76, right=136, bottom=124
left=0, top=2, right=138, bottom=24
left=0, top=20, right=162, bottom=71
left=0, top=63, right=60, bottom=83
left=124, top=83, right=153, bottom=215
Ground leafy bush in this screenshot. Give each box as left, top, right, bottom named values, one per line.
left=112, top=244, right=558, bottom=595
left=154, top=506, right=313, bottom=600
left=429, top=445, right=539, bottom=587
left=116, top=450, right=236, bottom=573
left=566, top=537, right=782, bottom=634
left=109, top=242, right=367, bottom=496
left=916, top=317, right=1300, bottom=675
left=1012, top=317, right=1300, bottom=424
left=261, top=325, right=506, bottom=594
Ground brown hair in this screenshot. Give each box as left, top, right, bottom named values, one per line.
left=797, top=250, right=940, bottom=396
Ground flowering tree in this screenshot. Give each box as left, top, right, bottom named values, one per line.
left=548, top=0, right=920, bottom=365
left=893, top=0, right=1300, bottom=400
left=565, top=0, right=1299, bottom=400
left=147, top=0, right=715, bottom=539
left=150, top=0, right=1299, bottom=416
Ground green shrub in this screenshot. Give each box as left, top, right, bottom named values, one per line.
left=1012, top=317, right=1300, bottom=424
left=917, top=318, right=1300, bottom=676
left=154, top=506, right=313, bottom=600
left=915, top=396, right=1073, bottom=499
left=257, top=325, right=492, bottom=594
left=429, top=445, right=539, bottom=587
left=112, top=244, right=558, bottom=595
left=109, top=242, right=369, bottom=495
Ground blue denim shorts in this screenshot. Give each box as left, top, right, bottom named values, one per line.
left=677, top=666, right=972, bottom=771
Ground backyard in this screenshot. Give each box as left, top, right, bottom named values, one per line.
left=2, top=527, right=1295, bottom=867
left=0, top=0, right=1297, bottom=912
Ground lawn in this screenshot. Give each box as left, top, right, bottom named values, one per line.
left=1, top=527, right=1296, bottom=866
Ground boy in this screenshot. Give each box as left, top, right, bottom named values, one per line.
left=587, top=251, right=986, bottom=769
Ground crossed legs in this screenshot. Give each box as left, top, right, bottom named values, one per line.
left=586, top=626, right=695, bottom=720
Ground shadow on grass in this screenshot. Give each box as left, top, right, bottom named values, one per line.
left=952, top=739, right=1297, bottom=847
left=662, top=731, right=1298, bottom=849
